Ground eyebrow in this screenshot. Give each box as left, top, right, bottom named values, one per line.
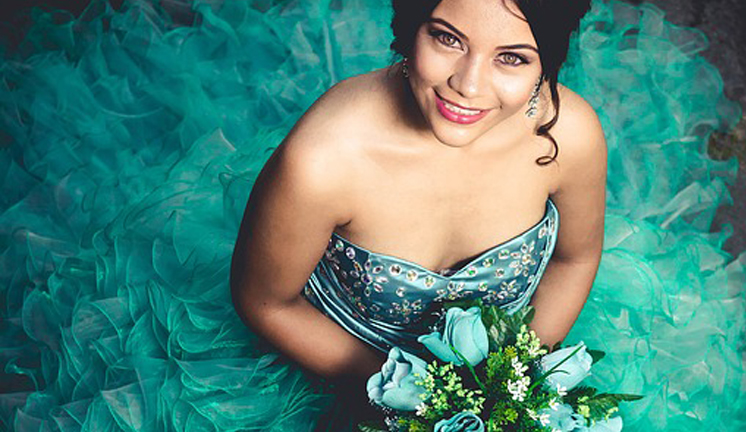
left=427, top=17, right=539, bottom=54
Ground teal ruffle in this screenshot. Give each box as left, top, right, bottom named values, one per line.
left=0, top=0, right=744, bottom=431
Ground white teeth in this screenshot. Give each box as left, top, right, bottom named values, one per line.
left=442, top=99, right=481, bottom=116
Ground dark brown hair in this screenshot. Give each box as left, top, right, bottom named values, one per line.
left=390, top=0, right=591, bottom=165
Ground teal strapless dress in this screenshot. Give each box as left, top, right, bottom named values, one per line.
left=0, top=1, right=744, bottom=431
left=304, top=200, right=558, bottom=354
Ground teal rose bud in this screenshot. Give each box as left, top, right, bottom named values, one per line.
left=434, top=411, right=485, bottom=432
left=540, top=404, right=623, bottom=432
left=540, top=404, right=586, bottom=431
left=366, top=347, right=428, bottom=411
left=417, top=306, right=489, bottom=366
left=540, top=342, right=593, bottom=390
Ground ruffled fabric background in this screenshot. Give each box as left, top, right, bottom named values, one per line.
left=0, top=0, right=744, bottom=430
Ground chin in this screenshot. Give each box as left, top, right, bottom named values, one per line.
left=429, top=126, right=483, bottom=148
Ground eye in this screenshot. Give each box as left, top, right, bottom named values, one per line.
left=430, top=30, right=462, bottom=49
left=498, top=52, right=529, bottom=66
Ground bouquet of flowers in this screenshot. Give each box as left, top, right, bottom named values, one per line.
left=361, top=302, right=641, bottom=432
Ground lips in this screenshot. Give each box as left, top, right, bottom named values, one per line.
left=434, top=93, right=491, bottom=125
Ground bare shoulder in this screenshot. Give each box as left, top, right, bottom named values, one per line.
left=280, top=70, right=389, bottom=164
left=254, top=71, right=391, bottom=224
left=551, top=85, right=607, bottom=183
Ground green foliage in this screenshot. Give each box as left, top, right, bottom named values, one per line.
left=585, top=393, right=642, bottom=421
left=396, top=418, right=429, bottom=432
left=486, top=402, right=549, bottom=432
left=489, top=400, right=519, bottom=426
left=565, top=386, right=643, bottom=422
left=482, top=305, right=537, bottom=350
left=485, top=350, right=511, bottom=392
left=417, top=361, right=486, bottom=424
left=357, top=421, right=388, bottom=432
left=587, top=349, right=606, bottom=364
left=565, top=386, right=596, bottom=401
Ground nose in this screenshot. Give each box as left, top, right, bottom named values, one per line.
left=447, top=55, right=487, bottom=100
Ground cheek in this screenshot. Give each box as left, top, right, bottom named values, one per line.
left=411, top=38, right=452, bottom=84
left=494, top=77, right=535, bottom=107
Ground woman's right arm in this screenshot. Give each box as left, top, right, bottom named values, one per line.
left=229, top=105, right=384, bottom=384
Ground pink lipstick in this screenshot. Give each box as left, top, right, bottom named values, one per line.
left=435, top=93, right=491, bottom=125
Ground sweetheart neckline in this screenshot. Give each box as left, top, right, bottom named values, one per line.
left=330, top=198, right=558, bottom=280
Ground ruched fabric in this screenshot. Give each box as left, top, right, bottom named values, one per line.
left=0, top=0, right=744, bottom=431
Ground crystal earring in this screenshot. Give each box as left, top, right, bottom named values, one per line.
left=401, top=57, right=409, bottom=79
left=526, top=76, right=542, bottom=118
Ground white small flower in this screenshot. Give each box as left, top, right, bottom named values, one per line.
left=528, top=343, right=547, bottom=358
left=415, top=403, right=428, bottom=417
left=549, top=398, right=560, bottom=411
left=507, top=376, right=531, bottom=402
left=539, top=413, right=551, bottom=426
left=556, top=383, right=568, bottom=397
left=511, top=357, right=529, bottom=377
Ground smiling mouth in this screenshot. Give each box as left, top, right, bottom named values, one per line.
left=434, top=93, right=491, bottom=125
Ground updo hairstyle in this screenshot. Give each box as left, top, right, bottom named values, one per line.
left=390, top=0, right=591, bottom=165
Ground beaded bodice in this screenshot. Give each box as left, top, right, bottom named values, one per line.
left=303, top=199, right=559, bottom=353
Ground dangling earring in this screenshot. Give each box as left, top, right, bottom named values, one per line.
left=401, top=57, right=410, bottom=79
left=526, top=76, right=542, bottom=118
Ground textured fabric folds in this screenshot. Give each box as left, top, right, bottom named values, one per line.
left=0, top=0, right=744, bottom=431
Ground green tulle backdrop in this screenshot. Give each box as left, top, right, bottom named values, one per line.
left=0, top=0, right=744, bottom=431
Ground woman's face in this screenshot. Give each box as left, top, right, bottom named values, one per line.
left=408, top=0, right=543, bottom=148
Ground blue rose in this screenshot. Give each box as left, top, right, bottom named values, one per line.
left=540, top=342, right=593, bottom=390
left=417, top=306, right=489, bottom=367
left=366, top=347, right=428, bottom=411
left=540, top=404, right=623, bottom=432
left=434, top=411, right=485, bottom=432
left=540, top=404, right=586, bottom=431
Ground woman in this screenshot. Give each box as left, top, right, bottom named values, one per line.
left=231, top=0, right=604, bottom=411
left=0, top=0, right=743, bottom=430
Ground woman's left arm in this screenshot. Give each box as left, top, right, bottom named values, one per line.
left=530, top=99, right=607, bottom=348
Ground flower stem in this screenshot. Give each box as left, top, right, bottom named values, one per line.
left=529, top=344, right=584, bottom=392
left=450, top=345, right=487, bottom=394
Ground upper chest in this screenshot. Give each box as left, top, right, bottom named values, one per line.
left=333, top=132, right=559, bottom=273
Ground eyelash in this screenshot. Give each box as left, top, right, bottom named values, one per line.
left=428, top=29, right=530, bottom=67
left=430, top=29, right=461, bottom=49
left=498, top=53, right=529, bottom=66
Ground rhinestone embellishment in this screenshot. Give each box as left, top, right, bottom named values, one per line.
left=317, top=205, right=556, bottom=323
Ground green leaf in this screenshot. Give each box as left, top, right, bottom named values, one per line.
left=488, top=324, right=505, bottom=349
left=566, top=386, right=597, bottom=401
left=450, top=344, right=486, bottom=393
left=357, top=421, right=388, bottom=432
left=602, top=393, right=644, bottom=402
left=577, top=392, right=644, bottom=422
left=587, top=349, right=606, bottom=364
left=521, top=307, right=536, bottom=326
